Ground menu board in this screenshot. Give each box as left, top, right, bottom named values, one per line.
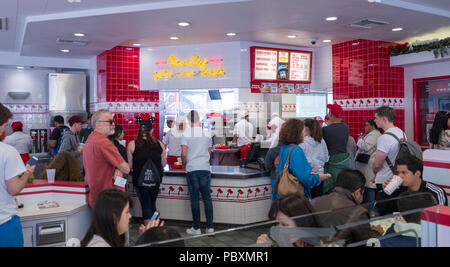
left=251, top=46, right=312, bottom=84
left=254, top=49, right=278, bottom=80
left=289, top=52, right=311, bottom=81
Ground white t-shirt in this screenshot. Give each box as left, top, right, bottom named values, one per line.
left=162, top=128, right=182, bottom=157
left=4, top=131, right=32, bottom=154
left=233, top=119, right=254, bottom=147
left=181, top=127, right=212, bottom=173
left=375, top=127, right=405, bottom=184
left=0, top=142, right=26, bottom=224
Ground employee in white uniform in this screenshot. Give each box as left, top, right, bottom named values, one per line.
left=163, top=117, right=186, bottom=167
left=267, top=113, right=285, bottom=148
left=232, top=111, right=254, bottom=159
left=4, top=121, right=32, bottom=164
left=0, top=104, right=36, bottom=247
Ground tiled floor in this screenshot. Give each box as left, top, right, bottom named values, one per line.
left=128, top=219, right=271, bottom=247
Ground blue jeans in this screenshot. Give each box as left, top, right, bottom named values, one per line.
left=0, top=215, right=24, bottom=247
left=363, top=187, right=376, bottom=211
left=135, top=187, right=159, bottom=220
left=186, top=170, right=214, bottom=229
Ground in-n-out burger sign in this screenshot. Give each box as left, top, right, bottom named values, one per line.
left=153, top=54, right=226, bottom=81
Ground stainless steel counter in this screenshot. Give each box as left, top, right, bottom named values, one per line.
left=164, top=165, right=268, bottom=179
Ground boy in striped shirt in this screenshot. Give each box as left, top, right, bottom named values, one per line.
left=375, top=155, right=447, bottom=215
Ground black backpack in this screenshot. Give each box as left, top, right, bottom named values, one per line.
left=137, top=159, right=161, bottom=190
left=384, top=132, right=423, bottom=173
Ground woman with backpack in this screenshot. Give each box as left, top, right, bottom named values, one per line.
left=127, top=118, right=166, bottom=226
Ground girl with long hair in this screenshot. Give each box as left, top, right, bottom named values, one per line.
left=127, top=119, right=166, bottom=226
left=299, top=118, right=330, bottom=198
left=81, top=188, right=133, bottom=247
left=429, top=111, right=450, bottom=150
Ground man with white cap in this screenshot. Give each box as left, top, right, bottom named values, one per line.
left=163, top=116, right=186, bottom=167
left=267, top=113, right=285, bottom=148
left=232, top=111, right=254, bottom=159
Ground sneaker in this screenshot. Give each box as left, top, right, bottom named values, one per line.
left=205, top=228, right=214, bottom=235
left=186, top=227, right=201, bottom=235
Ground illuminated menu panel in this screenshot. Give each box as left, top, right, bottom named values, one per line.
left=254, top=49, right=278, bottom=80
left=289, top=52, right=311, bottom=82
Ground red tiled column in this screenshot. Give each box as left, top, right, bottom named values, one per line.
left=94, top=46, right=160, bottom=145
left=332, top=39, right=404, bottom=139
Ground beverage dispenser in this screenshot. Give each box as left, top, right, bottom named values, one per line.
left=39, top=129, right=48, bottom=153
left=30, top=129, right=39, bottom=154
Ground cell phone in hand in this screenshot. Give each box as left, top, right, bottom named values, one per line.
left=26, top=156, right=39, bottom=166
left=150, top=211, right=160, bottom=221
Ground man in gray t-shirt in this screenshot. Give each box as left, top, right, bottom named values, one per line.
left=181, top=110, right=214, bottom=236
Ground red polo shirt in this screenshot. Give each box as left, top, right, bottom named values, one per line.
left=83, top=130, right=125, bottom=207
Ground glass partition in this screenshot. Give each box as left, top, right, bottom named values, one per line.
left=132, top=192, right=439, bottom=247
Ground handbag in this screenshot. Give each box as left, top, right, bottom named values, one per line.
left=355, top=153, right=371, bottom=164
left=274, top=145, right=305, bottom=197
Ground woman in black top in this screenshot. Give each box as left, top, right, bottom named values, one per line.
left=108, top=125, right=127, bottom=162
left=127, top=121, right=166, bottom=225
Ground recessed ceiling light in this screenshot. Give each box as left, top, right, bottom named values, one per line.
left=147, top=48, right=153, bottom=51
left=325, top=17, right=338, bottom=21
left=133, top=43, right=141, bottom=46
left=392, top=27, right=403, bottom=32
left=226, top=32, right=237, bottom=37
left=73, top=33, right=85, bottom=37
left=287, top=35, right=297, bottom=39
left=177, top=22, right=191, bottom=27
left=60, top=49, right=70, bottom=53
left=170, top=36, right=179, bottom=40
left=323, top=39, right=331, bottom=43
left=67, top=0, right=81, bottom=3
left=16, top=66, right=24, bottom=69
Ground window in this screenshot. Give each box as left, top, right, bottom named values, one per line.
left=296, top=93, right=328, bottom=119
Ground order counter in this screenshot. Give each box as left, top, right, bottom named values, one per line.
left=129, top=166, right=272, bottom=225
left=15, top=180, right=90, bottom=247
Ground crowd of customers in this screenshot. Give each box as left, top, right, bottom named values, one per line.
left=0, top=100, right=448, bottom=247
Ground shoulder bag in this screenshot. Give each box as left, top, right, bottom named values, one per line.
left=274, top=145, right=305, bottom=197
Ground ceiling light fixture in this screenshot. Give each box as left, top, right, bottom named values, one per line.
left=73, top=33, right=85, bottom=37
left=60, top=49, right=70, bottom=53
left=325, top=17, right=338, bottom=21
left=287, top=35, right=297, bottom=39
left=133, top=43, right=141, bottom=46
left=392, top=27, right=403, bottom=31
left=16, top=66, right=24, bottom=70
left=67, top=0, right=81, bottom=3
left=177, top=22, right=191, bottom=27
left=170, top=36, right=179, bottom=40
left=147, top=48, right=153, bottom=51
left=323, top=39, right=331, bottom=43
left=226, top=32, right=236, bottom=36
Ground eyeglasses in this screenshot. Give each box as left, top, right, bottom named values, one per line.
left=98, top=119, right=115, bottom=125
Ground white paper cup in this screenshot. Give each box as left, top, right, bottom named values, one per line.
left=383, top=175, right=403, bottom=195
left=46, top=169, right=56, bottom=184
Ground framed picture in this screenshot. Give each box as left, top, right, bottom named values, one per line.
left=439, top=99, right=450, bottom=111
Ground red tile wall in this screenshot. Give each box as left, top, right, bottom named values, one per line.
left=96, top=46, right=160, bottom=145
left=332, top=39, right=404, bottom=139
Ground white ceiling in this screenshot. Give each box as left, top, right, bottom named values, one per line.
left=0, top=0, right=449, bottom=59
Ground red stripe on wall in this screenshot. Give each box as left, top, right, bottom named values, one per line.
left=16, top=190, right=88, bottom=196
left=421, top=205, right=450, bottom=227
left=423, top=160, right=450, bottom=169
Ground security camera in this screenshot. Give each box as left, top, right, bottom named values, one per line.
left=310, top=37, right=317, bottom=45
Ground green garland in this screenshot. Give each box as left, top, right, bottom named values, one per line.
left=390, top=37, right=450, bottom=58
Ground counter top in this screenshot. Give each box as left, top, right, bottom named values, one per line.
left=164, top=165, right=268, bottom=179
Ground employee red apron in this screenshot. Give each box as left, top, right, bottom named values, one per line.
left=20, top=153, right=31, bottom=165
left=166, top=155, right=179, bottom=166
left=239, top=143, right=251, bottom=159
